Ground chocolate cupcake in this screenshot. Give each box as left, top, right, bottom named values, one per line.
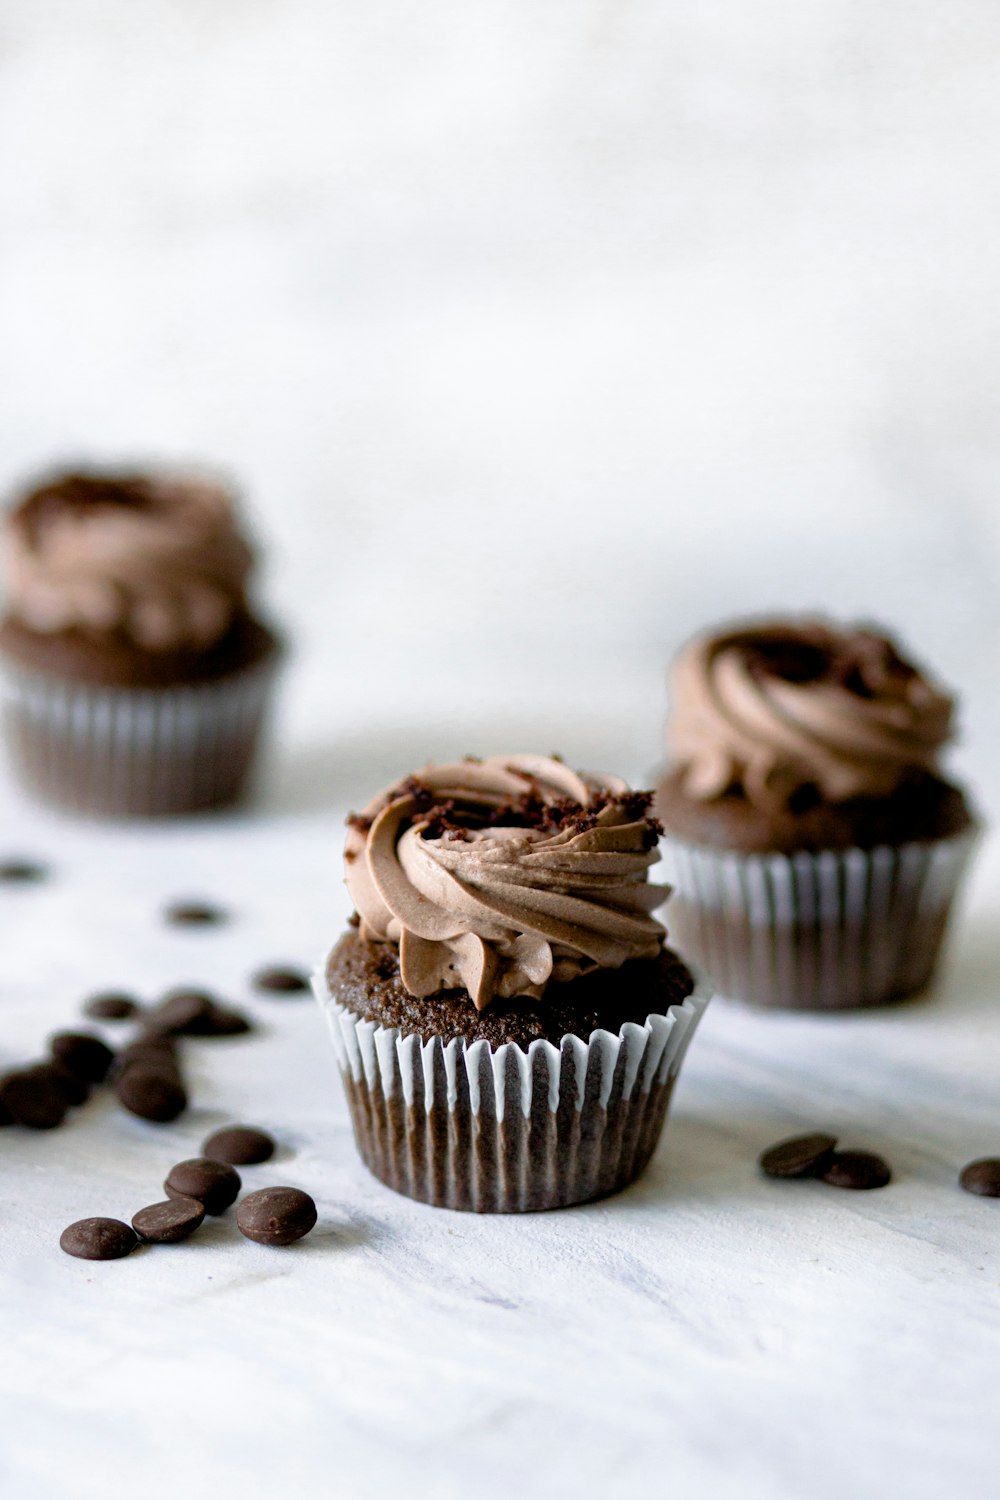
left=0, top=470, right=282, bottom=816
left=314, top=755, right=709, bottom=1212
left=655, top=619, right=979, bottom=1010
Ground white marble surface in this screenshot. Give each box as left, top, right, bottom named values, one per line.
left=2, top=4, right=1000, bottom=1497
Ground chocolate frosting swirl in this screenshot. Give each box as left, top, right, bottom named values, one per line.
left=668, top=620, right=954, bottom=809
left=344, top=755, right=668, bottom=1011
left=2, top=472, right=254, bottom=650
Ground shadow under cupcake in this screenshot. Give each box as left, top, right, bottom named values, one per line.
left=0, top=469, right=282, bottom=817
left=315, top=755, right=710, bottom=1213
left=655, top=618, right=980, bottom=1012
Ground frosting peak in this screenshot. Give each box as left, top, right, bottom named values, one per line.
left=345, top=755, right=668, bottom=1010
left=3, top=471, right=254, bottom=650
left=668, top=619, right=954, bottom=809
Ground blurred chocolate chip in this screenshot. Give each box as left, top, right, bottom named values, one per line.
left=132, top=1196, right=206, bottom=1243
left=0, top=1064, right=70, bottom=1129
left=164, top=902, right=228, bottom=927
left=50, top=1031, right=115, bottom=1084
left=148, top=990, right=251, bottom=1038
left=959, top=1158, right=1000, bottom=1198
left=0, top=1094, right=13, bottom=1126
left=84, top=992, right=140, bottom=1021
left=759, top=1132, right=838, bottom=1180
left=117, top=1034, right=181, bottom=1072
left=203, top=1125, right=275, bottom=1166
left=51, top=1064, right=90, bottom=1107
left=165, top=1158, right=241, bottom=1215
left=115, top=1068, right=188, bottom=1123
left=252, top=966, right=310, bottom=996
left=236, top=1187, right=317, bottom=1246
left=0, top=859, right=49, bottom=883
left=821, top=1150, right=892, bottom=1191
left=60, top=1217, right=139, bottom=1261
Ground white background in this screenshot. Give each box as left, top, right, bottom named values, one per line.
left=2, top=5, right=999, bottom=1499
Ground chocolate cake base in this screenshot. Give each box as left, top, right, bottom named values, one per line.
left=318, top=936, right=708, bottom=1212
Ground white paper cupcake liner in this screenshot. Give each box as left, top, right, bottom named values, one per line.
left=0, top=651, right=280, bottom=817
left=313, top=961, right=710, bottom=1213
left=660, top=827, right=979, bottom=1011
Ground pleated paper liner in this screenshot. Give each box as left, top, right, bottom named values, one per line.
left=660, top=826, right=979, bottom=1011
left=314, top=961, right=711, bottom=1213
left=0, top=650, right=280, bottom=817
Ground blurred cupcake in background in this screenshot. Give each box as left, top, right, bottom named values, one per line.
left=0, top=469, right=282, bottom=816
left=315, top=754, right=710, bottom=1212
left=655, top=618, right=979, bottom=1011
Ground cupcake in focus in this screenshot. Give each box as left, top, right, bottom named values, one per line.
left=315, top=755, right=709, bottom=1213
left=0, top=469, right=282, bottom=816
left=655, top=618, right=979, bottom=1010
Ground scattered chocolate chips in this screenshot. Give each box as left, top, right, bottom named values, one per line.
left=60, top=1217, right=139, bottom=1261
left=0, top=859, right=48, bottom=884
left=251, top=966, right=310, bottom=996
left=236, top=1187, right=317, bottom=1246
left=83, top=992, right=140, bottom=1021
left=0, top=1064, right=70, bottom=1129
left=821, top=1150, right=892, bottom=1191
left=759, top=1133, right=838, bottom=1180
left=132, top=1196, right=206, bottom=1243
left=50, top=1031, right=115, bottom=1084
left=164, top=901, right=228, bottom=927
left=165, top=1158, right=241, bottom=1215
left=959, top=1158, right=1000, bottom=1198
left=203, top=1125, right=275, bottom=1166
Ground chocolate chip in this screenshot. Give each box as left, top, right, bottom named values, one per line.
left=83, top=992, right=140, bottom=1021
left=203, top=1125, right=275, bottom=1166
left=115, top=1069, right=188, bottom=1123
left=0, top=859, right=48, bottom=883
left=251, top=966, right=310, bottom=996
left=147, top=990, right=215, bottom=1035
left=959, top=1158, right=1000, bottom=1198
left=51, top=1064, right=90, bottom=1107
left=117, top=1034, right=181, bottom=1072
left=759, top=1132, right=838, bottom=1180
left=236, top=1187, right=317, bottom=1246
left=132, top=1196, right=206, bottom=1243
left=0, top=1064, right=70, bottom=1129
left=164, top=902, right=228, bottom=927
left=0, top=1094, right=13, bottom=1125
left=821, top=1150, right=892, bottom=1191
left=165, top=1158, right=241, bottom=1215
left=148, top=990, right=251, bottom=1038
left=60, top=1217, right=139, bottom=1261
left=50, top=1031, right=115, bottom=1084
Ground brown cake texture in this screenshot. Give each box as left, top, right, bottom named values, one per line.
left=328, top=929, right=694, bottom=1051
